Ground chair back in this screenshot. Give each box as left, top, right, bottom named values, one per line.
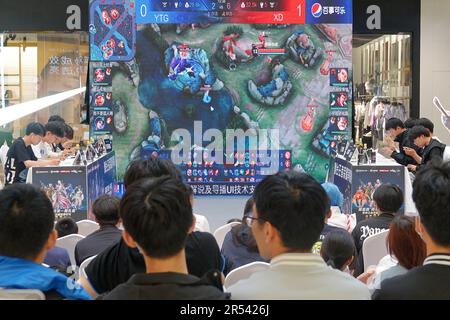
left=362, top=229, right=390, bottom=272
left=224, top=261, right=270, bottom=290
left=213, top=221, right=241, bottom=249
left=56, top=234, right=85, bottom=267
left=79, top=255, right=97, bottom=280
left=76, top=219, right=100, bottom=237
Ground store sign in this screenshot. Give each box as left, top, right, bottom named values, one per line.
left=0, top=0, right=88, bottom=31
left=366, top=5, right=381, bottom=30
left=353, top=0, right=419, bottom=33
left=66, top=5, right=82, bottom=30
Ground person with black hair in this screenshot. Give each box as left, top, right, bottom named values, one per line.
left=351, top=184, right=404, bottom=277
left=75, top=195, right=123, bottom=265
left=405, top=125, right=446, bottom=173
left=320, top=229, right=356, bottom=273
left=4, top=122, right=60, bottom=184
left=228, top=171, right=370, bottom=299
left=221, top=198, right=268, bottom=271
left=80, top=157, right=223, bottom=298
left=99, top=177, right=229, bottom=300
left=404, top=118, right=418, bottom=129
left=383, top=117, right=420, bottom=166
left=55, top=217, right=78, bottom=237
left=32, top=121, right=66, bottom=160
left=185, top=184, right=210, bottom=232
left=52, top=124, right=76, bottom=156
left=0, top=184, right=90, bottom=299
left=48, top=115, right=66, bottom=123
left=373, top=162, right=450, bottom=299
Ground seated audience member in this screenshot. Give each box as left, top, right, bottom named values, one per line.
left=55, top=217, right=78, bottom=237
left=321, top=182, right=354, bottom=232
left=44, top=217, right=78, bottom=270
left=221, top=198, right=268, bottom=271
left=228, top=171, right=370, bottom=299
left=75, top=195, right=122, bottom=265
left=406, top=125, right=446, bottom=173
left=4, top=122, right=60, bottom=185
left=32, top=121, right=66, bottom=160
left=313, top=183, right=348, bottom=254
left=320, top=229, right=356, bottom=273
left=0, top=184, right=90, bottom=299
left=351, top=184, right=403, bottom=276
left=373, top=162, right=450, bottom=299
left=81, top=158, right=223, bottom=297
left=383, top=117, right=420, bottom=166
left=98, top=177, right=229, bottom=300
left=359, top=215, right=426, bottom=292
left=185, top=184, right=210, bottom=233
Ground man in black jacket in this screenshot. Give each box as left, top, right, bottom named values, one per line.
left=98, top=176, right=229, bottom=300
left=383, top=117, right=420, bottom=166
left=351, top=184, right=403, bottom=277
left=405, top=125, right=446, bottom=173
left=373, top=162, right=450, bottom=299
left=79, top=158, right=223, bottom=297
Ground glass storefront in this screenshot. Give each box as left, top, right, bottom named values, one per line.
left=353, top=34, right=412, bottom=149
left=0, top=31, right=88, bottom=140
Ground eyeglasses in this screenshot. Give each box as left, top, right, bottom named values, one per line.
left=244, top=215, right=267, bottom=227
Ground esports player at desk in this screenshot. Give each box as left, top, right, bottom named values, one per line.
left=4, top=122, right=60, bottom=185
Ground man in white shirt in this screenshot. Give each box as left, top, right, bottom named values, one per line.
left=32, top=121, right=66, bottom=159
left=228, top=171, right=370, bottom=300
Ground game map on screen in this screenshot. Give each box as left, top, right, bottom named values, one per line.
left=89, top=0, right=353, bottom=195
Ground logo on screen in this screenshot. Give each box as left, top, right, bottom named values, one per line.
left=311, top=3, right=323, bottom=18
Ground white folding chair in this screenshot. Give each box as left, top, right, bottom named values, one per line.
left=213, top=221, right=241, bottom=249
left=0, top=143, right=9, bottom=167
left=76, top=219, right=100, bottom=237
left=224, top=261, right=270, bottom=290
left=443, top=146, right=450, bottom=162
left=79, top=255, right=97, bottom=280
left=0, top=288, right=45, bottom=300
left=362, top=229, right=389, bottom=272
left=194, top=214, right=211, bottom=233
left=56, top=234, right=85, bottom=267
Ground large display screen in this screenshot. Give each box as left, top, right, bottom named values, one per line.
left=89, top=0, right=353, bottom=195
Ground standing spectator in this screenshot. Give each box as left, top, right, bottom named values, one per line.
left=351, top=184, right=403, bottom=277
left=99, top=177, right=229, bottom=300
left=228, top=171, right=370, bottom=299
left=373, top=162, right=450, bottom=299
left=0, top=184, right=90, bottom=299
left=221, top=198, right=268, bottom=271
left=4, top=122, right=59, bottom=184
left=75, top=195, right=123, bottom=265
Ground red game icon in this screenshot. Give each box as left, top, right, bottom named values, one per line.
left=110, top=8, right=120, bottom=20
left=102, top=10, right=111, bottom=25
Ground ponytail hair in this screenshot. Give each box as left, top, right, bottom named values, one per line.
left=321, top=229, right=356, bottom=271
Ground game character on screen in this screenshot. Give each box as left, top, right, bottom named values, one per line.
left=286, top=31, right=321, bottom=68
